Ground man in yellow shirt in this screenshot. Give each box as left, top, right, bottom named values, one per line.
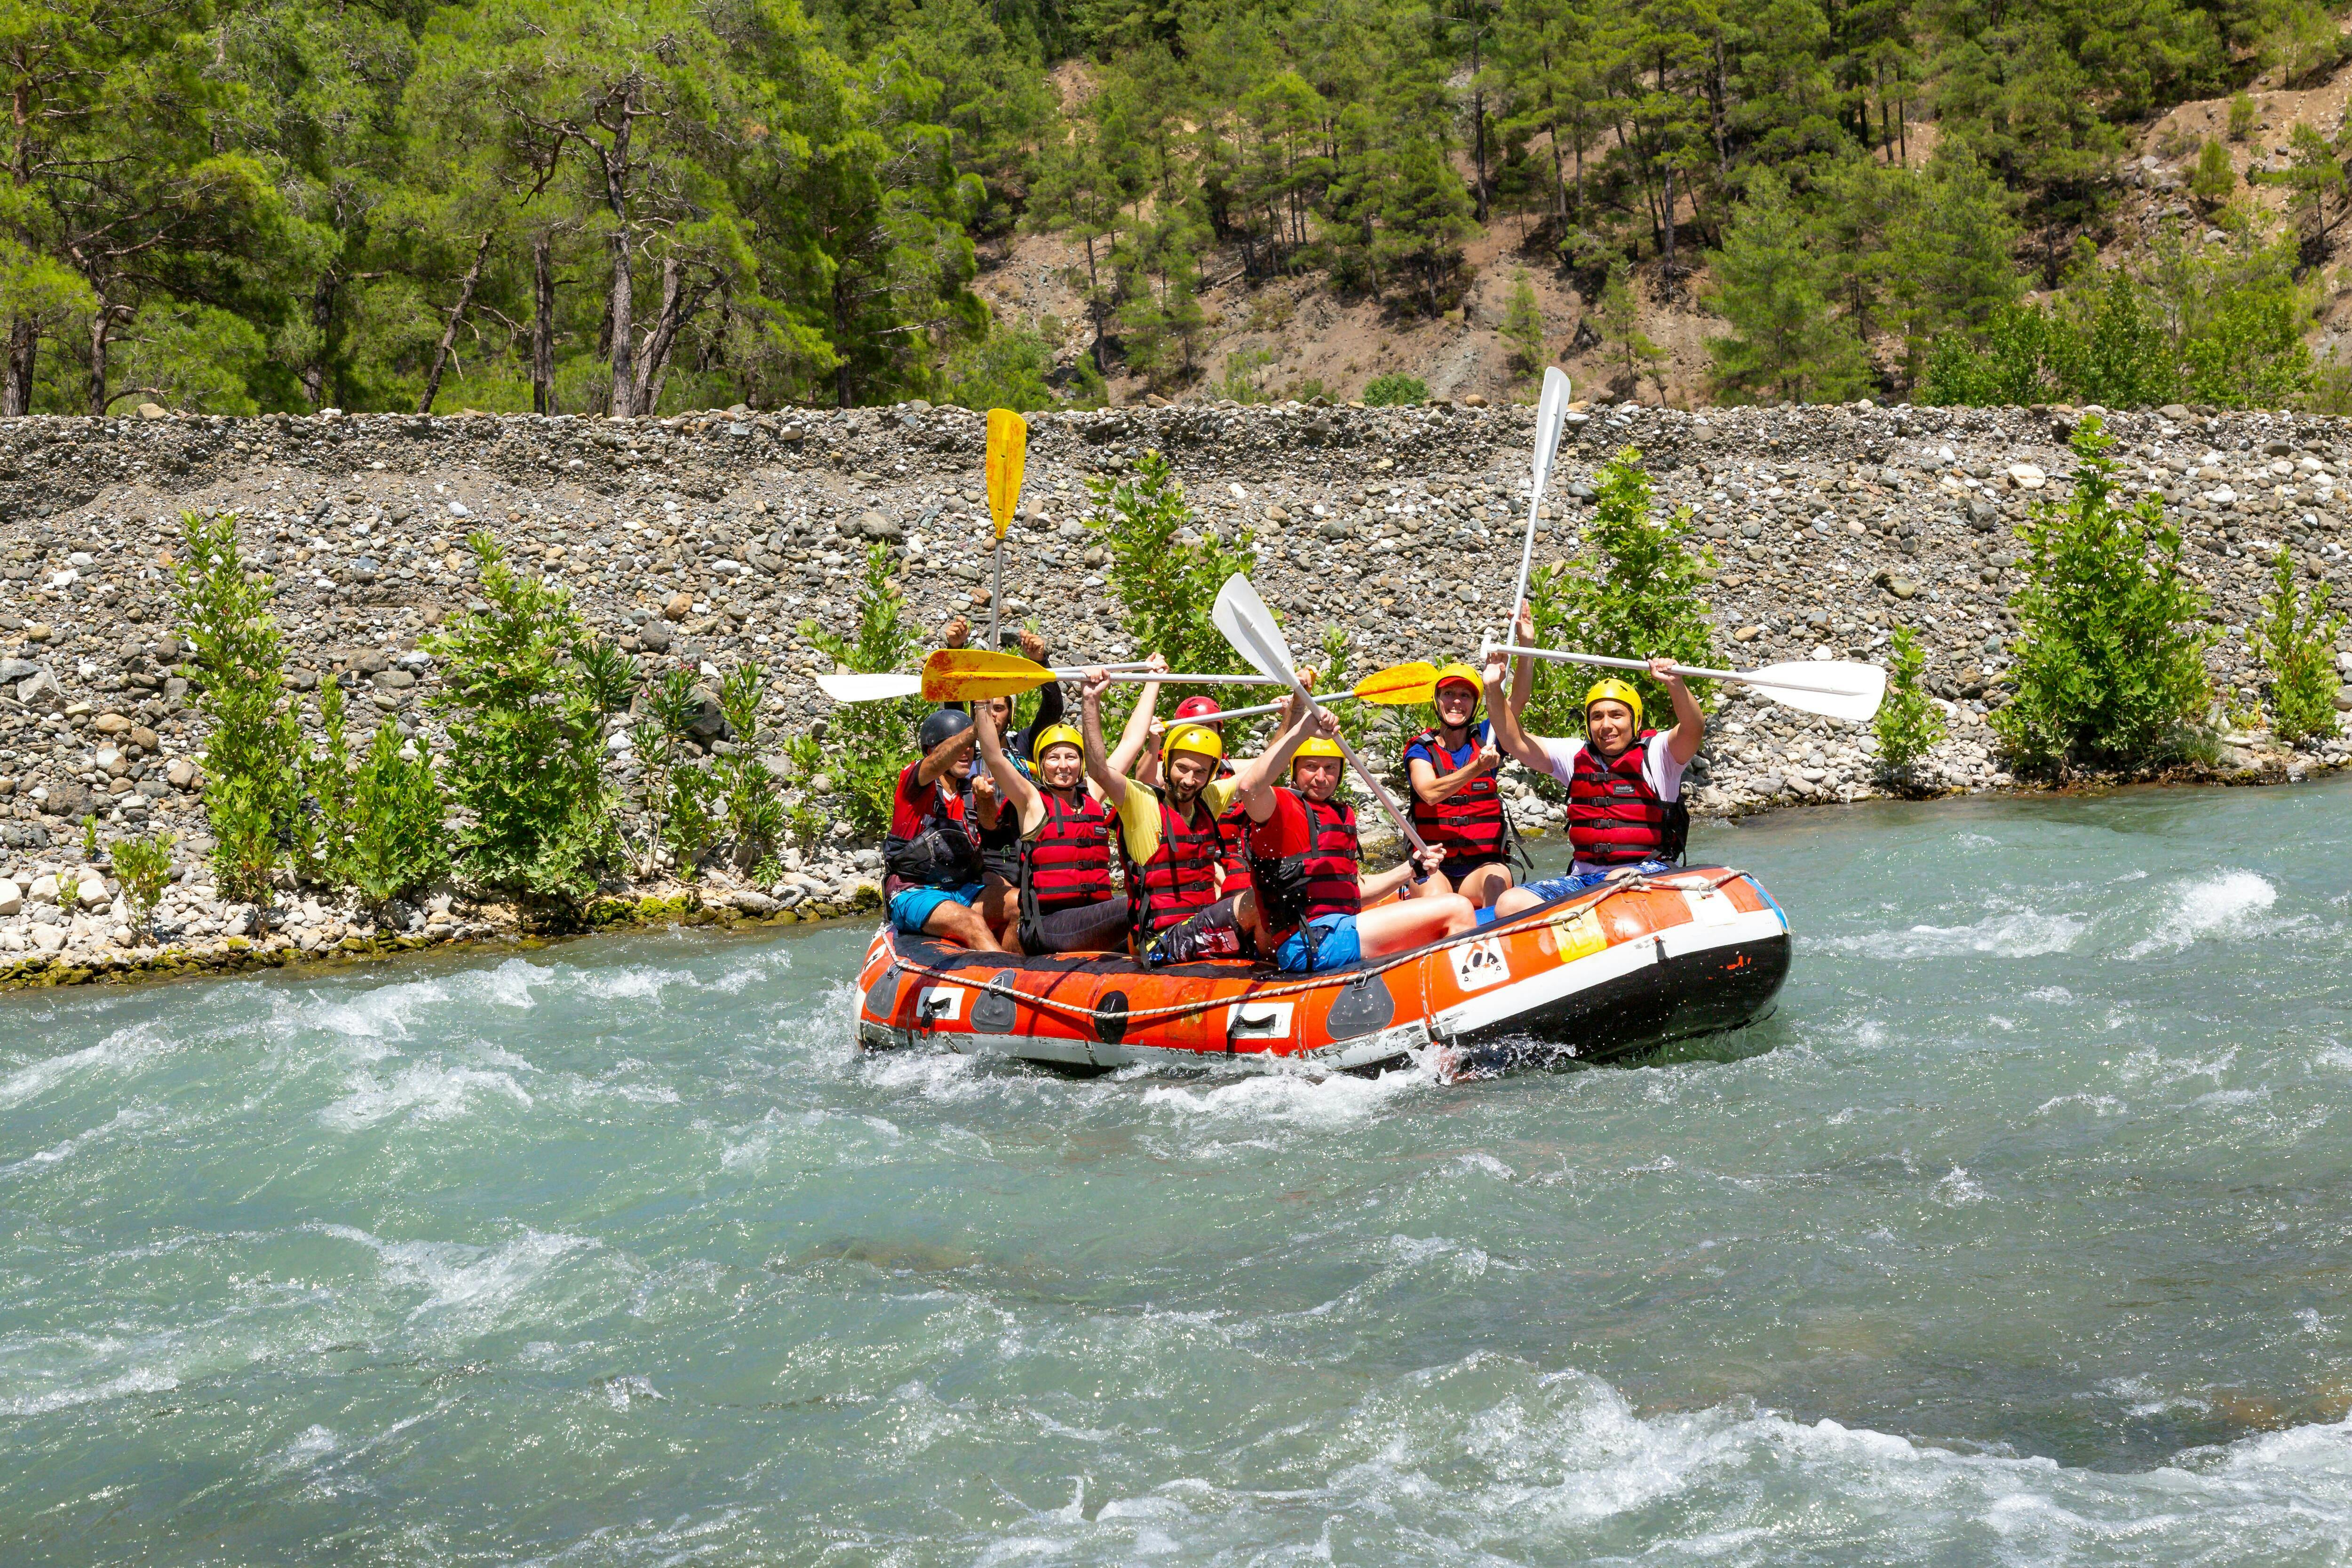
left=1078, top=667, right=1250, bottom=964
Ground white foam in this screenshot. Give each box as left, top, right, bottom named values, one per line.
left=1826, top=909, right=2087, bottom=961
left=0, top=1105, right=155, bottom=1179
left=315, top=1225, right=600, bottom=1338
left=0, top=1364, right=179, bottom=1417
left=2124, top=871, right=2279, bottom=958
left=266, top=1424, right=340, bottom=1471
left=0, top=1024, right=168, bottom=1109
left=319, top=1061, right=534, bottom=1131
left=1139, top=1060, right=1435, bottom=1127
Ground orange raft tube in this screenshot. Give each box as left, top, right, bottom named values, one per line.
left=853, top=865, right=1791, bottom=1079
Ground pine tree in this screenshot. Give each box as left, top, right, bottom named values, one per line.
left=1501, top=267, right=1547, bottom=375
left=1704, top=169, right=1870, bottom=403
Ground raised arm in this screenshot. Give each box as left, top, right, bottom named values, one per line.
left=1482, top=649, right=1552, bottom=773
left=914, top=722, right=976, bottom=787
left=1105, top=653, right=1167, bottom=777
left=1077, top=667, right=1128, bottom=811
left=1232, top=700, right=1332, bottom=823
left=1509, top=601, right=1537, bottom=717
left=974, top=698, right=1044, bottom=833
left=1650, top=656, right=1706, bottom=765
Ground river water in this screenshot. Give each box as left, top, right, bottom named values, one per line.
left=5, top=779, right=2352, bottom=1564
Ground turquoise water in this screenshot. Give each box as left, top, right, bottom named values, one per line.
left=6, top=780, right=2352, bottom=1564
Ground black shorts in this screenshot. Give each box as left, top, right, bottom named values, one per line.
left=1020, top=898, right=1131, bottom=955
left=1144, top=895, right=1257, bottom=966
left=1440, top=855, right=1511, bottom=887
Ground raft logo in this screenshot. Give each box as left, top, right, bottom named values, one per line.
left=1448, top=938, right=1510, bottom=992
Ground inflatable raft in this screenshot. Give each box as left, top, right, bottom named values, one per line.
left=853, top=866, right=1790, bottom=1080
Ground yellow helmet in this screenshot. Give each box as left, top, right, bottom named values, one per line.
left=1292, top=735, right=1345, bottom=769
left=1431, top=663, right=1483, bottom=705
left=1030, top=723, right=1084, bottom=768
left=1583, top=678, right=1643, bottom=728
left=1161, top=722, right=1225, bottom=765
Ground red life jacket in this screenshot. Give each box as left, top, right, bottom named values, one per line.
left=1216, top=792, right=1253, bottom=895
left=1126, top=788, right=1225, bottom=935
left=882, top=766, right=978, bottom=892
left=1566, top=730, right=1669, bottom=866
left=1404, top=722, right=1506, bottom=863
left=1020, top=787, right=1118, bottom=916
left=1248, top=790, right=1359, bottom=940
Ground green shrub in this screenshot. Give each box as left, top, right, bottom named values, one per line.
left=716, top=662, right=785, bottom=869
left=2228, top=91, right=2258, bottom=142
left=802, top=543, right=923, bottom=840
left=664, top=757, right=722, bottom=879
left=1992, top=417, right=2214, bottom=772
left=425, top=533, right=626, bottom=906
left=1361, top=372, right=1428, bottom=406
left=2252, top=544, right=2345, bottom=744
left=1086, top=449, right=1259, bottom=715
left=2190, top=138, right=2236, bottom=206
left=1523, top=446, right=1719, bottom=738
left=341, top=726, right=448, bottom=907
left=298, top=676, right=356, bottom=880
left=1213, top=347, right=1277, bottom=404
left=941, top=322, right=1058, bottom=412
left=1502, top=268, right=1548, bottom=378
left=110, top=832, right=175, bottom=941
left=172, top=508, right=301, bottom=899
left=1873, top=626, right=1947, bottom=784
left=630, top=667, right=704, bottom=877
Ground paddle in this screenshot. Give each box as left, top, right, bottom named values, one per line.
left=1178, top=661, right=1444, bottom=722
left=1507, top=367, right=1573, bottom=658
left=1212, top=573, right=1428, bottom=853
left=1480, top=640, right=1889, bottom=723
left=818, top=659, right=1160, bottom=705
left=922, top=648, right=1281, bottom=702
left=985, top=408, right=1027, bottom=649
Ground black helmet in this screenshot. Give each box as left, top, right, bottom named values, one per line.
left=917, top=707, right=973, bottom=753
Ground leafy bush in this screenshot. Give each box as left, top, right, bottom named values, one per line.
left=2190, top=139, right=2235, bottom=206
left=426, top=533, right=626, bottom=906
left=1523, top=446, right=1719, bottom=738
left=941, top=323, right=1058, bottom=412
left=1873, top=626, right=1947, bottom=785
left=110, top=832, right=175, bottom=942
left=341, top=726, right=449, bottom=907
left=1992, top=418, right=2214, bottom=772
left=1361, top=372, right=1428, bottom=406
left=630, top=667, right=705, bottom=877
left=1502, top=269, right=1547, bottom=377
left=2252, top=545, right=2345, bottom=744
left=1213, top=347, right=1277, bottom=404
left=1086, top=449, right=1260, bottom=712
left=716, top=662, right=785, bottom=868
left=298, top=676, right=356, bottom=881
left=172, top=508, right=302, bottom=901
left=802, top=543, right=922, bottom=840
left=2228, top=91, right=2258, bottom=142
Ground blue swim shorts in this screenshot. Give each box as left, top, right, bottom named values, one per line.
left=888, top=882, right=986, bottom=936
left=1273, top=912, right=1362, bottom=973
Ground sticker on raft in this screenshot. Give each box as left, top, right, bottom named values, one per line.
left=1449, top=938, right=1510, bottom=992
left=916, top=986, right=965, bottom=1024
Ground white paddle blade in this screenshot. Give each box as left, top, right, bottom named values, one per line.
left=1739, top=661, right=1887, bottom=722
left=816, top=671, right=924, bottom=703
left=1211, top=574, right=1298, bottom=685
left=1530, top=366, right=1572, bottom=499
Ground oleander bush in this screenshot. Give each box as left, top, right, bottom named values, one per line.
left=2253, top=544, right=2346, bottom=744
left=1873, top=626, right=1947, bottom=787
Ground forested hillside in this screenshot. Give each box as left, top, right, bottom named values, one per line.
left=4, top=0, right=2349, bottom=417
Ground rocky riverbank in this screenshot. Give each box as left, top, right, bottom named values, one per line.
left=1, top=397, right=2347, bottom=988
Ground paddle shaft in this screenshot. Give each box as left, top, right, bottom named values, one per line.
left=1275, top=675, right=1426, bottom=854
left=1188, top=691, right=1368, bottom=723
left=1485, top=641, right=1868, bottom=701
left=989, top=540, right=1003, bottom=650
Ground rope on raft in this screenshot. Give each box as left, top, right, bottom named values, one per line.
left=882, top=868, right=1754, bottom=1029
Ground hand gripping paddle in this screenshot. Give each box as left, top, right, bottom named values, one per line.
left=1212, top=573, right=1428, bottom=852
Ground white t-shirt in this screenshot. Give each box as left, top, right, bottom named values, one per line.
left=1540, top=733, right=1687, bottom=873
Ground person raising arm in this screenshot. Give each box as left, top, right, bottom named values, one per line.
left=976, top=694, right=1129, bottom=957
left=881, top=708, right=1004, bottom=952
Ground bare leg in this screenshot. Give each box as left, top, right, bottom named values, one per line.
left=1353, top=894, right=1478, bottom=958
left=1455, top=862, right=1515, bottom=910
left=922, top=900, right=1004, bottom=953
left=1490, top=886, right=1542, bottom=919
left=977, top=874, right=1018, bottom=941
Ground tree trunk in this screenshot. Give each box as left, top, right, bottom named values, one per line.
left=2, top=316, right=34, bottom=417
left=302, top=275, right=337, bottom=408
left=604, top=103, right=637, bottom=416
left=1472, top=81, right=1490, bottom=222
left=86, top=299, right=110, bottom=417
left=631, top=253, right=692, bottom=416
left=417, top=230, right=493, bottom=415
left=1661, top=164, right=1677, bottom=276
left=533, top=232, right=556, bottom=414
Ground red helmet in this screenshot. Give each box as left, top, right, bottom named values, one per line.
left=1173, top=696, right=1222, bottom=722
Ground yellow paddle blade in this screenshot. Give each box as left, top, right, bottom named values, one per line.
left=921, top=647, right=1054, bottom=700
left=986, top=408, right=1028, bottom=540
left=1351, top=661, right=1440, bottom=705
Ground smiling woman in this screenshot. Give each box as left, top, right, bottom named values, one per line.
left=3, top=780, right=2352, bottom=1563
